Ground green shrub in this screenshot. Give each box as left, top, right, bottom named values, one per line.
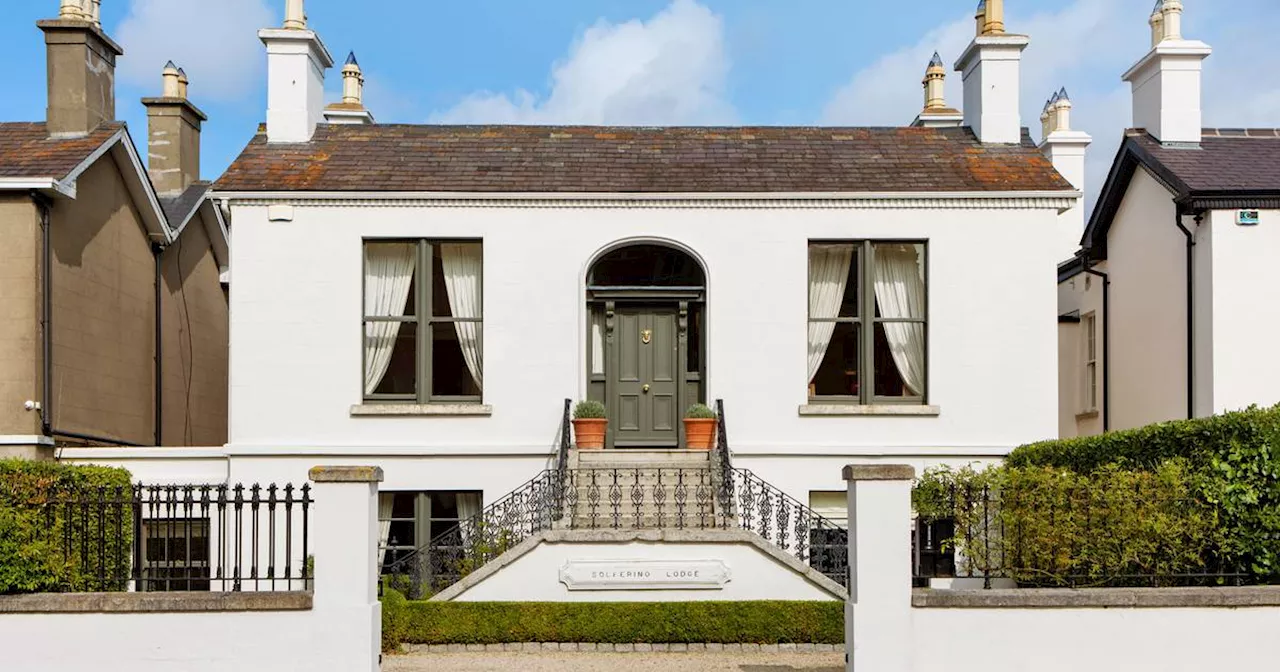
left=0, top=459, right=134, bottom=594
left=1005, top=405, right=1280, bottom=581
left=383, top=601, right=843, bottom=648
left=381, top=589, right=410, bottom=652
left=573, top=400, right=607, bottom=419
left=685, top=404, right=716, bottom=419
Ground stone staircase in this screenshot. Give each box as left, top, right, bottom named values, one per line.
left=565, top=449, right=725, bottom=530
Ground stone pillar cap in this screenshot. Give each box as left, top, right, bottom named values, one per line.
left=309, top=466, right=384, bottom=483
left=843, top=465, right=915, bottom=481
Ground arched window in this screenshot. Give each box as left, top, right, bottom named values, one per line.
left=588, top=244, right=705, bottom=288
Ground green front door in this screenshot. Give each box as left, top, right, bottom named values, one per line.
left=612, top=306, right=679, bottom=448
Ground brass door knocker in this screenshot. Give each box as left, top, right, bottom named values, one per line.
left=641, top=329, right=653, bottom=345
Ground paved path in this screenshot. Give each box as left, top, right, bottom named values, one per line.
left=384, top=651, right=844, bottom=671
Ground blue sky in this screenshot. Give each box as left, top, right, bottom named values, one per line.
left=3, top=0, right=1278, bottom=206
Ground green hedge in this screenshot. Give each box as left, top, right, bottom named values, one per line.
left=1005, top=405, right=1280, bottom=581
left=0, top=459, right=134, bottom=594
left=1009, top=405, right=1280, bottom=472
left=380, top=594, right=843, bottom=650
left=916, top=461, right=1232, bottom=586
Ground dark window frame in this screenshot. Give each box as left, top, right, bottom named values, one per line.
left=378, top=491, right=483, bottom=575
left=807, top=240, right=929, bottom=406
left=362, top=239, right=483, bottom=405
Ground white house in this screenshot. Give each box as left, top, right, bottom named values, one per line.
left=1058, top=1, right=1280, bottom=438
left=64, top=0, right=1079, bottom=599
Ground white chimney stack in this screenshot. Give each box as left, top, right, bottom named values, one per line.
left=1123, top=0, right=1211, bottom=145
left=1039, top=88, right=1092, bottom=260
left=955, top=0, right=1029, bottom=144
left=259, top=0, right=334, bottom=143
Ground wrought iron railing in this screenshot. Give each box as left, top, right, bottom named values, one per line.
left=5, top=483, right=311, bottom=594
left=382, top=400, right=849, bottom=597
left=382, top=470, right=563, bottom=598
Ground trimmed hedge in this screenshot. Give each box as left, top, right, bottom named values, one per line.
left=0, top=459, right=134, bottom=594
left=928, top=406, right=1280, bottom=584
left=1008, top=405, right=1280, bottom=472
left=380, top=594, right=843, bottom=650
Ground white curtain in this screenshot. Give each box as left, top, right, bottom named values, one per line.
left=456, top=493, right=483, bottom=546
left=441, top=243, right=483, bottom=390
left=364, top=243, right=416, bottom=395
left=807, top=245, right=854, bottom=383
left=873, top=244, right=927, bottom=396
left=377, top=493, right=394, bottom=567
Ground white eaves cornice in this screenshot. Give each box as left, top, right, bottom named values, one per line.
left=218, top=190, right=1081, bottom=212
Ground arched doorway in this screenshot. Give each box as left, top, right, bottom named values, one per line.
left=586, top=244, right=706, bottom=450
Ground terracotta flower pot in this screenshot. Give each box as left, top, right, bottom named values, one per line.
left=572, top=418, right=608, bottom=450
left=684, top=418, right=718, bottom=451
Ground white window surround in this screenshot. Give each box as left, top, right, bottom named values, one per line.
left=350, top=404, right=493, bottom=417
left=798, top=404, right=941, bottom=417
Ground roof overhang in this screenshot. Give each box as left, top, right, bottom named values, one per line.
left=0, top=128, right=171, bottom=245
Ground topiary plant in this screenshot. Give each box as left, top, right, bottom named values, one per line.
left=685, top=404, right=716, bottom=419
left=573, top=400, right=607, bottom=419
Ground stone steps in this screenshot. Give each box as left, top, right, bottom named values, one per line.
left=563, top=451, right=728, bottom=530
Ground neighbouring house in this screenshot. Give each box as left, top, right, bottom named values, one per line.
left=0, top=3, right=230, bottom=458
left=1058, top=1, right=1280, bottom=437
left=63, top=0, right=1079, bottom=599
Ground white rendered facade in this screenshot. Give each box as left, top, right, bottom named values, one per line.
left=69, top=194, right=1067, bottom=508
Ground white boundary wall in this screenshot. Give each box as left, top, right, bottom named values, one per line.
left=844, top=464, right=1280, bottom=672
left=913, top=606, right=1280, bottom=671
left=0, top=466, right=383, bottom=672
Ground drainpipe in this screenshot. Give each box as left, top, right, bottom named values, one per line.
left=154, top=242, right=164, bottom=446
left=1081, top=253, right=1111, bottom=432
left=1174, top=210, right=1199, bottom=420
left=32, top=191, right=146, bottom=449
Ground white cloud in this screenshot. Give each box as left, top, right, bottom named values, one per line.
left=115, top=0, right=273, bottom=102
left=431, top=0, right=734, bottom=125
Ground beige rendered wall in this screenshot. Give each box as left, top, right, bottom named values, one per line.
left=1108, top=167, right=1186, bottom=431
left=48, top=156, right=156, bottom=445
left=1207, top=208, right=1280, bottom=414
left=0, top=195, right=43, bottom=438
left=160, top=214, right=228, bottom=446
left=1057, top=267, right=1105, bottom=438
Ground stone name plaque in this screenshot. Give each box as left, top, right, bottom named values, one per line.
left=559, top=560, right=731, bottom=591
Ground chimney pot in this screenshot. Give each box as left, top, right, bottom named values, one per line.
left=284, top=0, right=307, bottom=30
left=162, top=61, right=181, bottom=98
left=59, top=0, right=87, bottom=20
left=1150, top=1, right=1166, bottom=47
left=177, top=68, right=189, bottom=99
left=982, top=0, right=1005, bottom=35
left=1161, top=0, right=1183, bottom=41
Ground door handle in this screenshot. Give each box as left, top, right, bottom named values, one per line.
left=642, top=385, right=650, bottom=394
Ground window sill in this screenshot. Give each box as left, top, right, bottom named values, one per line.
left=798, top=404, right=941, bottom=417
left=350, top=404, right=493, bottom=417
left=1075, top=410, right=1100, bottom=420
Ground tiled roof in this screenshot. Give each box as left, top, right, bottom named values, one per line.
left=1130, top=129, right=1280, bottom=193
left=160, top=182, right=212, bottom=227
left=215, top=124, right=1073, bottom=193
left=0, top=122, right=123, bottom=180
